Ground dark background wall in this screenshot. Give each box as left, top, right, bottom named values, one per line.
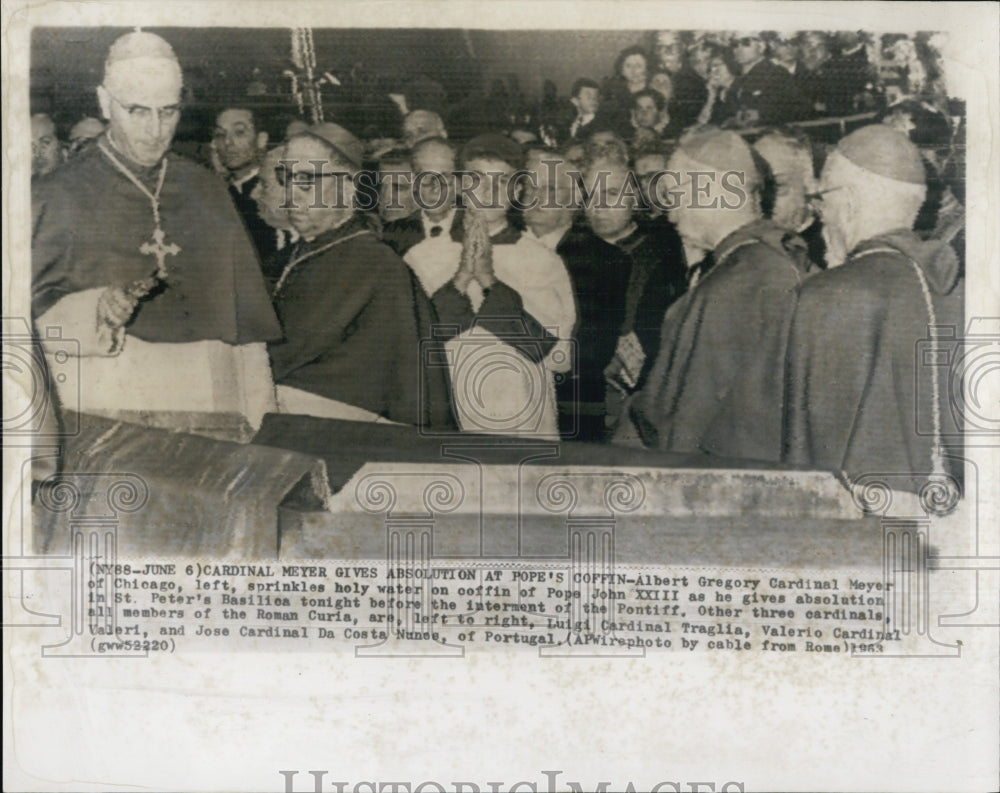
left=31, top=27, right=647, bottom=141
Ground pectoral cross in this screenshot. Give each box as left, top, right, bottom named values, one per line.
left=139, top=227, right=181, bottom=279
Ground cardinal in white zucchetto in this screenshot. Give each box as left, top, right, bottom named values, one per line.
left=31, top=30, right=281, bottom=440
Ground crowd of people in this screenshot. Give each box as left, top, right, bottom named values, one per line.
left=31, top=29, right=965, bottom=495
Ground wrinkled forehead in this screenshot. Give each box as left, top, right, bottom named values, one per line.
left=104, top=61, right=183, bottom=107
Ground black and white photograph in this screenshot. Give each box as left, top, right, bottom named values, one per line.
left=3, top=1, right=998, bottom=791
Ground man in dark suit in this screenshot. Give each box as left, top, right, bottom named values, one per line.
left=564, top=78, right=609, bottom=143
left=651, top=30, right=708, bottom=131
left=730, top=32, right=809, bottom=126
left=380, top=136, right=461, bottom=258
left=213, top=106, right=278, bottom=263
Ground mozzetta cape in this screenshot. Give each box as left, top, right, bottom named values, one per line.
left=268, top=215, right=452, bottom=429
left=630, top=218, right=812, bottom=461
left=32, top=139, right=281, bottom=345
left=783, top=229, right=964, bottom=490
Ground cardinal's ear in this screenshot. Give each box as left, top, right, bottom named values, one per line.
left=96, top=85, right=113, bottom=121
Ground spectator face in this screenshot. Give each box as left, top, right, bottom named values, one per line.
left=31, top=114, right=62, bottom=177
left=282, top=135, right=357, bottom=239
left=98, top=65, right=182, bottom=167
left=213, top=109, right=266, bottom=174
left=464, top=156, right=513, bottom=227
left=649, top=72, right=675, bottom=103
left=522, top=155, right=576, bottom=237
left=708, top=56, right=736, bottom=88
left=688, top=44, right=713, bottom=81
left=251, top=147, right=293, bottom=230
left=654, top=33, right=684, bottom=74
left=379, top=161, right=415, bottom=223
left=632, top=96, right=660, bottom=130
left=772, top=39, right=800, bottom=66
left=754, top=135, right=815, bottom=231
left=800, top=33, right=830, bottom=71
left=731, top=35, right=765, bottom=68
left=572, top=86, right=600, bottom=116
left=412, top=142, right=456, bottom=220
left=586, top=131, right=629, bottom=165
left=634, top=152, right=668, bottom=212
left=621, top=54, right=648, bottom=87
left=585, top=161, right=636, bottom=238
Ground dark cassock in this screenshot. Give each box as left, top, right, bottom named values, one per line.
left=611, top=221, right=689, bottom=392
left=628, top=218, right=812, bottom=461
left=536, top=223, right=632, bottom=441
left=268, top=214, right=453, bottom=430
left=784, top=230, right=964, bottom=492
left=227, top=170, right=281, bottom=266
left=32, top=137, right=282, bottom=440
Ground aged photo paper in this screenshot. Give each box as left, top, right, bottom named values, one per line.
left=3, top=1, right=999, bottom=791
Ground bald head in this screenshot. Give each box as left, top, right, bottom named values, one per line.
left=97, top=31, right=183, bottom=167
left=32, top=114, right=61, bottom=177
left=403, top=109, right=446, bottom=148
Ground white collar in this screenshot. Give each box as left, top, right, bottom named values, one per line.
left=422, top=208, right=456, bottom=239
left=230, top=166, right=260, bottom=192
left=530, top=224, right=571, bottom=251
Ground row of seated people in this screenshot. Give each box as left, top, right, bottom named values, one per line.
left=30, top=31, right=964, bottom=501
